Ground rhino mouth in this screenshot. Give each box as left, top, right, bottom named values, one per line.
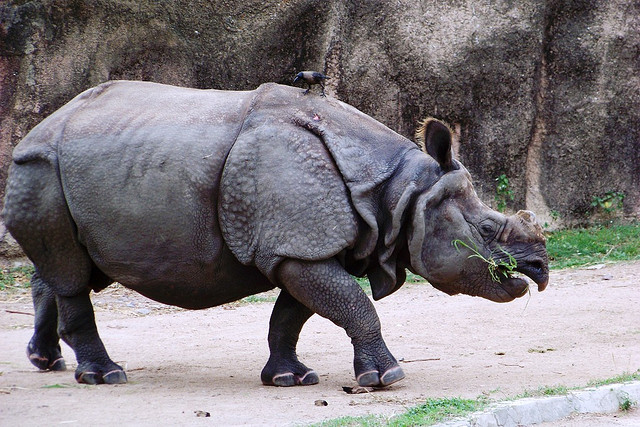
left=515, top=259, right=549, bottom=292
left=497, top=276, right=529, bottom=301
left=495, top=258, right=549, bottom=302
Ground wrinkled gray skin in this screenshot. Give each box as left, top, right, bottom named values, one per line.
left=2, top=81, right=549, bottom=387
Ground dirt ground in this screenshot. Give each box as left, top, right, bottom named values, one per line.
left=1, top=261, right=639, bottom=426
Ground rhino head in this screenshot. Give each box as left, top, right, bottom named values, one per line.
left=407, top=119, right=549, bottom=302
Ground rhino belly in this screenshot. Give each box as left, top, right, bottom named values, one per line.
left=105, top=246, right=274, bottom=309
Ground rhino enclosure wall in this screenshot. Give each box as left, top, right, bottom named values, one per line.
left=1, top=0, right=639, bottom=256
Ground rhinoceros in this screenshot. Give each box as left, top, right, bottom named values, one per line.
left=2, top=81, right=548, bottom=387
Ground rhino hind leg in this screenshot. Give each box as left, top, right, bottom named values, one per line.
left=261, top=290, right=319, bottom=386
left=28, top=272, right=126, bottom=384
left=277, top=258, right=405, bottom=387
left=27, top=270, right=125, bottom=384
left=27, top=273, right=66, bottom=371
left=4, top=159, right=123, bottom=384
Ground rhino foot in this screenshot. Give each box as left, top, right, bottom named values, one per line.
left=264, top=370, right=319, bottom=387
left=261, top=359, right=319, bottom=387
left=75, top=362, right=127, bottom=385
left=27, top=340, right=67, bottom=371
left=356, top=365, right=405, bottom=387
left=353, top=340, right=405, bottom=388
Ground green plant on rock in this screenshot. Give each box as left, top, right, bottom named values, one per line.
left=544, top=210, right=561, bottom=229
left=591, top=191, right=625, bottom=215
left=618, top=391, right=636, bottom=412
left=452, top=239, right=517, bottom=283
left=494, top=174, right=514, bottom=212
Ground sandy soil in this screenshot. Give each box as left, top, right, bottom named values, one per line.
left=1, top=261, right=639, bottom=426
left=539, top=409, right=640, bottom=427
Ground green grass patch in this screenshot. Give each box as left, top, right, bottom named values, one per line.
left=405, top=272, right=425, bottom=284
left=509, top=371, right=640, bottom=400
left=586, top=370, right=640, bottom=387
left=41, top=383, right=76, bottom=389
left=240, top=292, right=278, bottom=304
left=513, top=384, right=570, bottom=399
left=315, top=397, right=488, bottom=427
left=316, top=414, right=383, bottom=427
left=546, top=223, right=640, bottom=269
left=0, top=265, right=35, bottom=290
left=619, top=393, right=636, bottom=412
left=353, top=271, right=427, bottom=296
left=387, top=397, right=488, bottom=426
left=354, top=276, right=372, bottom=295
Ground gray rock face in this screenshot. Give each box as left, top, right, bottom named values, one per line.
left=0, top=1, right=638, bottom=250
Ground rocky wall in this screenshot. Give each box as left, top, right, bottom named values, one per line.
left=1, top=0, right=638, bottom=257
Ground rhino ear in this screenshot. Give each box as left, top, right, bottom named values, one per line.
left=415, top=118, right=455, bottom=172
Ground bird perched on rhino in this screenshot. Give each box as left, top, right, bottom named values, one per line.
left=293, top=71, right=330, bottom=96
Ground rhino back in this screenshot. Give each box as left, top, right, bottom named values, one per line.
left=55, top=81, right=262, bottom=299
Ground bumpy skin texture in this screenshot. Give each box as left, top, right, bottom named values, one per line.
left=2, top=81, right=548, bottom=386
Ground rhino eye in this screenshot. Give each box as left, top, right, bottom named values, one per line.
left=478, top=220, right=497, bottom=239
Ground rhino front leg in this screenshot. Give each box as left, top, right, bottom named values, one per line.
left=261, top=290, right=319, bottom=386
left=27, top=273, right=66, bottom=371
left=55, top=289, right=127, bottom=384
left=277, top=258, right=404, bottom=387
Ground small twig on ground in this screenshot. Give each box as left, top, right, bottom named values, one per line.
left=602, top=245, right=617, bottom=260
left=5, top=310, right=34, bottom=316
left=399, top=357, right=441, bottom=363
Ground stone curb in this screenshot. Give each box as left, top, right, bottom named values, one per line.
left=434, top=381, right=640, bottom=427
